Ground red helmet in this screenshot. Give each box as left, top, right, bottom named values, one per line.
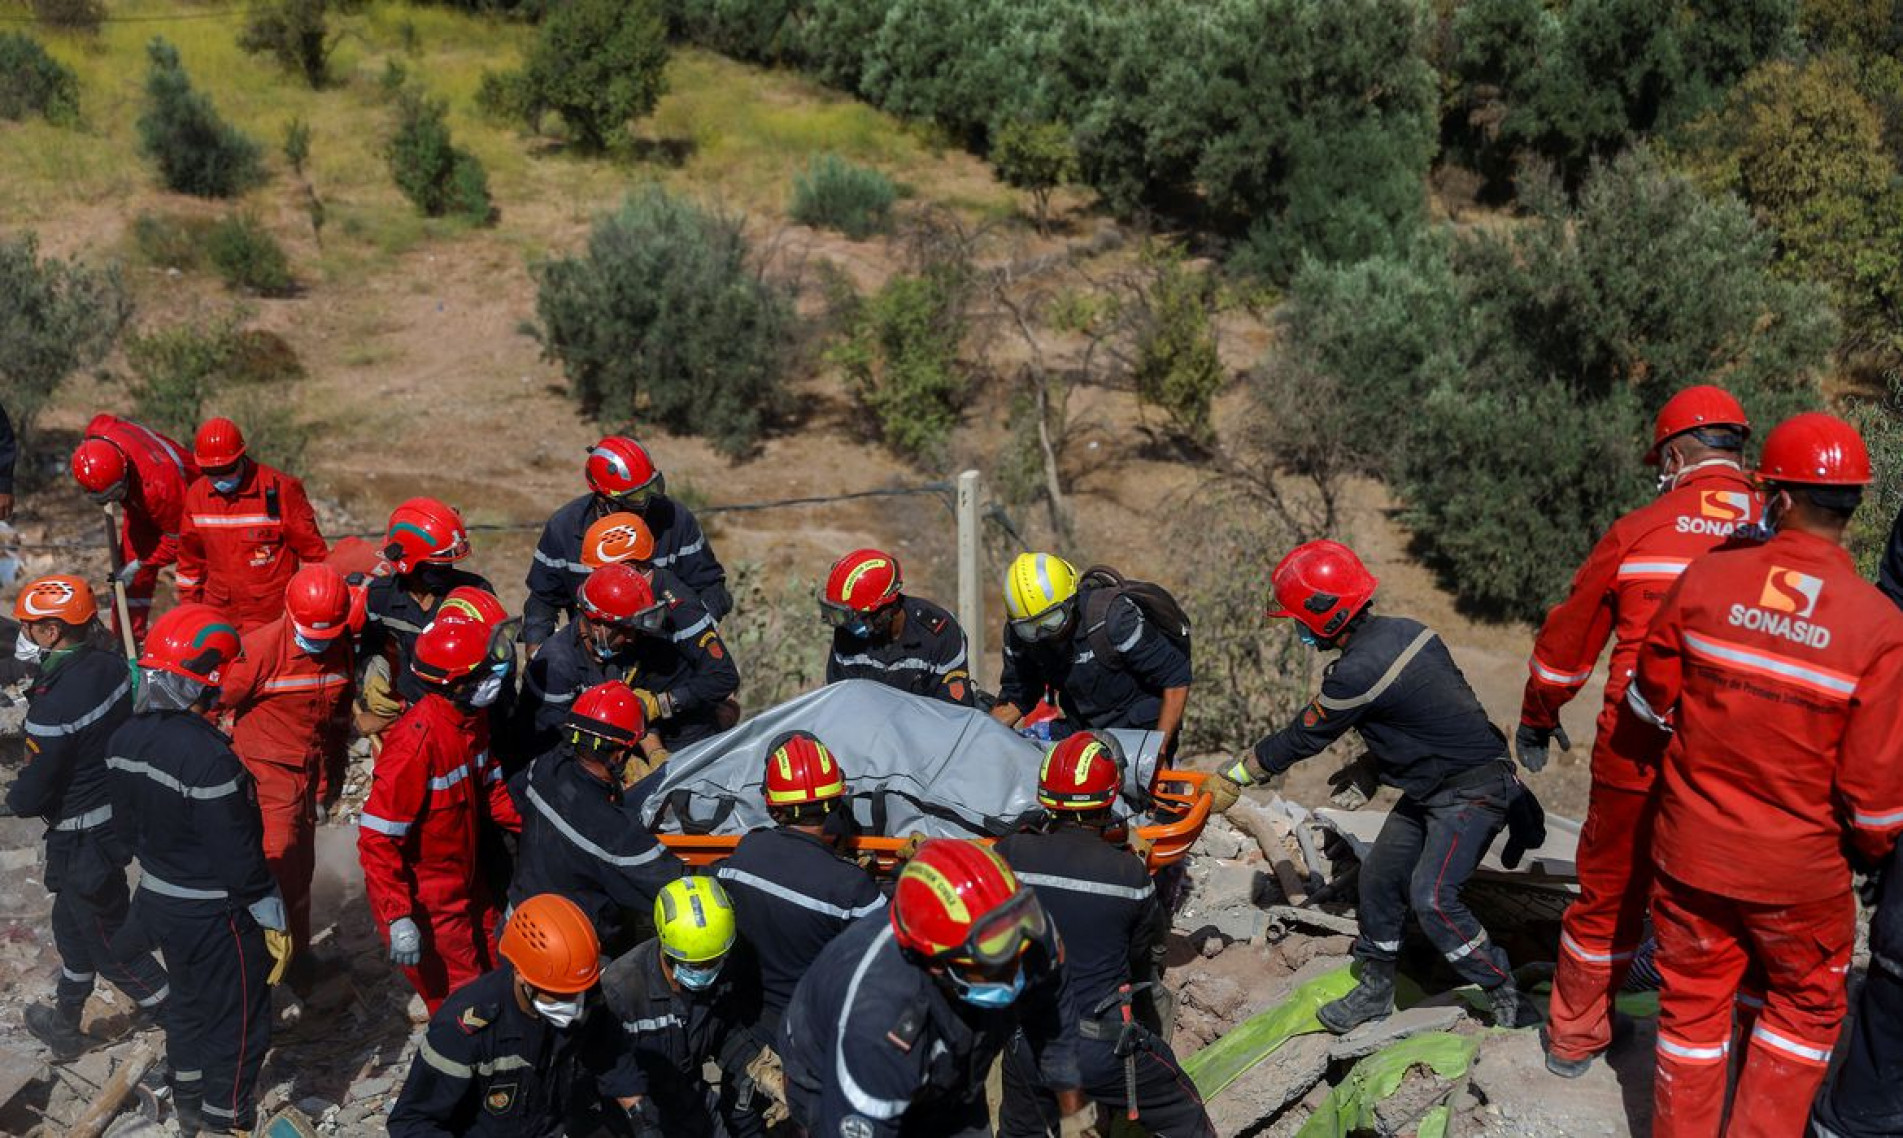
left=1267, top=539, right=1377, bottom=640
left=13, top=575, right=98, bottom=626
left=436, top=585, right=508, bottom=629
left=345, top=574, right=372, bottom=637
left=763, top=730, right=847, bottom=808
left=382, top=497, right=471, bottom=574
left=70, top=439, right=129, bottom=494
left=579, top=563, right=665, bottom=633
left=140, top=603, right=242, bottom=684
left=412, top=617, right=490, bottom=688
left=1037, top=732, right=1124, bottom=812
left=891, top=839, right=1046, bottom=965
left=822, top=549, right=903, bottom=618
left=1646, top=385, right=1749, bottom=465
left=581, top=512, right=657, bottom=569
left=1756, top=412, right=1873, bottom=487
left=193, top=417, right=248, bottom=469
left=567, top=681, right=648, bottom=747
left=584, top=437, right=663, bottom=499
left=285, top=564, right=351, bottom=641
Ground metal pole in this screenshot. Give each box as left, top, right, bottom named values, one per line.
left=956, top=470, right=984, bottom=687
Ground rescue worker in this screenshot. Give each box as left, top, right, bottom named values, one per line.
left=8, top=576, right=170, bottom=1058
left=518, top=562, right=739, bottom=761
left=69, top=413, right=198, bottom=640
left=996, top=733, right=1215, bottom=1137
left=359, top=615, right=522, bottom=1013
left=714, top=729, right=885, bottom=1038
left=1812, top=837, right=1903, bottom=1137
left=821, top=548, right=974, bottom=705
left=357, top=497, right=493, bottom=732
left=1626, top=413, right=1903, bottom=1138
left=176, top=416, right=328, bottom=633
left=1207, top=540, right=1532, bottom=1032
left=523, top=436, right=732, bottom=651
left=389, top=893, right=644, bottom=1137
left=599, top=876, right=765, bottom=1138
left=991, top=553, right=1190, bottom=754
left=217, top=564, right=356, bottom=967
left=105, top=604, right=292, bottom=1136
left=781, top=838, right=1089, bottom=1137
left=507, top=680, right=684, bottom=954
left=1523, top=386, right=1760, bottom=1077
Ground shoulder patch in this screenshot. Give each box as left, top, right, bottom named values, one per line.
left=840, top=1118, right=876, bottom=1138
left=885, top=1002, right=924, bottom=1053
left=457, top=1004, right=494, bottom=1034
left=698, top=630, right=725, bottom=661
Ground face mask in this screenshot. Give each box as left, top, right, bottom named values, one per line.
left=948, top=967, right=1026, bottom=1009
left=1297, top=626, right=1321, bottom=649
left=466, top=670, right=506, bottom=709
left=531, top=993, right=585, bottom=1028
left=413, top=564, right=456, bottom=596
left=14, top=629, right=44, bottom=664
left=293, top=632, right=332, bottom=656
left=673, top=959, right=724, bottom=991
left=209, top=466, right=245, bottom=494
left=841, top=618, right=874, bottom=640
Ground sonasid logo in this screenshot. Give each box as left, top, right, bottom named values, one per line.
left=1676, top=490, right=1756, bottom=536
left=1728, top=566, right=1830, bottom=647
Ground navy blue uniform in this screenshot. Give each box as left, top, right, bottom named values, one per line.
left=995, top=826, right=1213, bottom=1137
left=1813, top=839, right=1903, bottom=1137
left=715, top=826, right=885, bottom=1034
left=362, top=568, right=497, bottom=705
left=506, top=748, right=683, bottom=952
left=518, top=602, right=738, bottom=754
left=600, top=938, right=765, bottom=1138
left=389, top=965, right=643, bottom=1138
left=827, top=596, right=974, bottom=706
left=782, top=914, right=1079, bottom=1138
left=524, top=493, right=732, bottom=645
left=998, top=588, right=1190, bottom=730
left=9, top=645, right=170, bottom=1017
left=1249, top=614, right=1518, bottom=989
left=107, top=710, right=276, bottom=1134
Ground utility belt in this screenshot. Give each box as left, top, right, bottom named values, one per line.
left=51, top=804, right=113, bottom=833
left=1083, top=983, right=1158, bottom=1125
left=1435, top=758, right=1514, bottom=795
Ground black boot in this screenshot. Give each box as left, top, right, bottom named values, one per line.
left=23, top=1001, right=91, bottom=1060
left=1318, top=960, right=1396, bottom=1034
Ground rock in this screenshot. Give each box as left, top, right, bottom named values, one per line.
left=1192, top=819, right=1248, bottom=861
left=1206, top=1030, right=1333, bottom=1136
left=1328, top=1005, right=1465, bottom=1061
left=297, top=1095, right=333, bottom=1117
left=347, top=1074, right=392, bottom=1103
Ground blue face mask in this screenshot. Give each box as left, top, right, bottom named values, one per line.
left=841, top=619, right=874, bottom=640
left=948, top=968, right=1026, bottom=1009
left=211, top=473, right=243, bottom=494
left=293, top=631, right=331, bottom=656
left=1297, top=626, right=1321, bottom=649
left=673, top=959, right=724, bottom=991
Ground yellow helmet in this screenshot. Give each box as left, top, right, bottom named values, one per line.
left=1004, top=553, right=1080, bottom=641
left=654, top=876, right=736, bottom=963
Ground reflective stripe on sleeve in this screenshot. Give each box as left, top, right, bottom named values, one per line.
left=105, top=757, right=241, bottom=800
left=837, top=925, right=915, bottom=1120
left=1015, top=870, right=1153, bottom=903
left=26, top=674, right=132, bottom=736
left=358, top=813, right=412, bottom=837
left=715, top=866, right=885, bottom=920
left=1319, top=628, right=1436, bottom=712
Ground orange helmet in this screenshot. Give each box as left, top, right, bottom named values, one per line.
left=579, top=563, right=665, bottom=633
left=285, top=564, right=351, bottom=642
left=1646, top=386, right=1749, bottom=465
left=1267, top=540, right=1377, bottom=641
left=890, top=839, right=1046, bottom=966
left=382, top=497, right=471, bottom=575
left=193, top=417, right=248, bottom=470
left=140, top=604, right=242, bottom=684
left=1037, top=732, right=1124, bottom=812
left=567, top=681, right=648, bottom=748
left=436, top=585, right=508, bottom=629
left=412, top=618, right=490, bottom=688
left=822, top=549, right=903, bottom=617
left=584, top=437, right=664, bottom=502
left=12, top=575, right=97, bottom=626
left=1756, top=412, right=1873, bottom=487
left=70, top=439, right=128, bottom=494
left=499, top=894, right=602, bottom=994
left=763, top=730, right=848, bottom=808
left=581, top=512, right=657, bottom=569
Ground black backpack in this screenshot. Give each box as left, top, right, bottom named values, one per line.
left=1077, top=565, right=1192, bottom=666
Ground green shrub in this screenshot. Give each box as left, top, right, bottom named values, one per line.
left=828, top=262, right=971, bottom=462
left=385, top=88, right=493, bottom=223
left=795, top=0, right=895, bottom=92
left=0, top=233, right=131, bottom=441
left=515, top=0, right=669, bottom=150
left=991, top=120, right=1077, bottom=232
left=136, top=38, right=265, bottom=199
left=283, top=116, right=311, bottom=177
left=1130, top=248, right=1224, bottom=448
left=131, top=212, right=214, bottom=270
left=206, top=214, right=295, bottom=296
left=534, top=187, right=796, bottom=457
left=721, top=562, right=832, bottom=709
left=0, top=33, right=80, bottom=124
left=669, top=0, right=801, bottom=63
left=474, top=69, right=534, bottom=124
left=126, top=316, right=310, bottom=469
left=30, top=0, right=104, bottom=34
left=1847, top=382, right=1903, bottom=578
left=239, top=0, right=361, bottom=89
left=790, top=154, right=898, bottom=239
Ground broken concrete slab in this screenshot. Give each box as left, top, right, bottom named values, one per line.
left=0, top=1048, right=46, bottom=1109
left=1329, top=1006, right=1466, bottom=1061
left=1206, top=1031, right=1333, bottom=1136
left=1463, top=1017, right=1655, bottom=1138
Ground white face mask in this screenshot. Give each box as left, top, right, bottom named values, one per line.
left=467, top=671, right=506, bottom=709
left=14, top=629, right=44, bottom=664
left=531, top=993, right=584, bottom=1028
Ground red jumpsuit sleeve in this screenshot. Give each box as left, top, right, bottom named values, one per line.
left=359, top=719, right=430, bottom=928
left=480, top=748, right=522, bottom=833
left=280, top=477, right=329, bottom=565
left=1627, top=576, right=1688, bottom=732
left=219, top=636, right=269, bottom=719
left=175, top=494, right=206, bottom=602
left=1520, top=524, right=1623, bottom=729
left=1838, top=639, right=1903, bottom=865
left=141, top=472, right=185, bottom=571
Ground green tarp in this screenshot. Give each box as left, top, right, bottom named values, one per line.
left=1183, top=964, right=1359, bottom=1099
left=1294, top=1032, right=1478, bottom=1138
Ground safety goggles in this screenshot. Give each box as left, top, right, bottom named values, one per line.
left=1009, top=602, right=1072, bottom=643
left=817, top=596, right=894, bottom=630
left=610, top=474, right=665, bottom=510
left=945, top=889, right=1047, bottom=970
left=585, top=601, right=667, bottom=637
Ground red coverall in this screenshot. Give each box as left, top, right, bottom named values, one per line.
left=83, top=414, right=197, bottom=640
left=357, top=693, right=521, bottom=1012
left=1630, top=529, right=1903, bottom=1138
left=1524, top=465, right=1762, bottom=1062
left=219, top=617, right=354, bottom=951
left=177, top=462, right=328, bottom=633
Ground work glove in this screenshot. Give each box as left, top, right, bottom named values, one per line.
left=247, top=895, right=294, bottom=985
left=1059, top=1109, right=1101, bottom=1137
left=1514, top=723, right=1571, bottom=773
left=1501, top=783, right=1548, bottom=870
left=1326, top=753, right=1381, bottom=810
left=358, top=657, right=401, bottom=719
left=1126, top=830, right=1155, bottom=863
left=115, top=559, right=142, bottom=586
left=626, top=1095, right=665, bottom=1138
left=263, top=929, right=294, bottom=985
left=896, top=832, right=929, bottom=860
left=631, top=688, right=673, bottom=722
left=386, top=917, right=423, bottom=967
left=1206, top=758, right=1260, bottom=814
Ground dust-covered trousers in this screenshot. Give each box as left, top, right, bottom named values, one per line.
left=1352, top=763, right=1515, bottom=989
left=400, top=872, right=501, bottom=1013
left=1812, top=963, right=1903, bottom=1138
left=242, top=755, right=317, bottom=951
left=1651, top=871, right=1853, bottom=1138
left=998, top=1029, right=1215, bottom=1138
left=47, top=831, right=169, bottom=1014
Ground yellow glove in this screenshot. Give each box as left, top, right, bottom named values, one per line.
left=359, top=657, right=401, bottom=718
left=1206, top=758, right=1259, bottom=814
left=1126, top=831, right=1155, bottom=861
left=897, top=832, right=929, bottom=860
left=620, top=748, right=669, bottom=788
left=631, top=688, right=668, bottom=722
left=264, top=928, right=294, bottom=986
